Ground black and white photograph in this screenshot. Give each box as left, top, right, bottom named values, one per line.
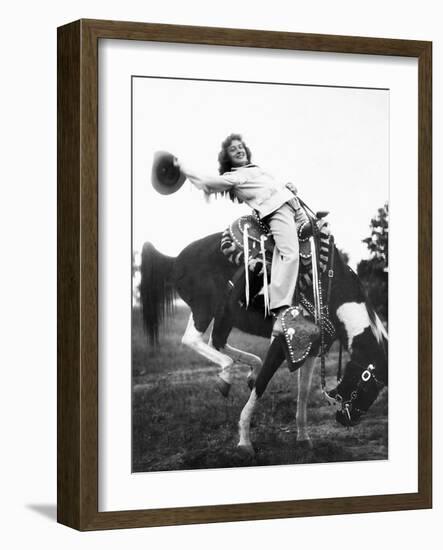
left=131, top=76, right=389, bottom=473
left=1, top=0, right=438, bottom=542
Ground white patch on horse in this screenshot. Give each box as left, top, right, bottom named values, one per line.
left=337, top=302, right=370, bottom=350
left=238, top=389, right=258, bottom=449
left=296, top=357, right=316, bottom=445
left=181, top=314, right=234, bottom=380
left=208, top=332, right=262, bottom=370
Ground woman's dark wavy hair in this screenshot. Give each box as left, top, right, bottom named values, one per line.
left=216, top=133, right=252, bottom=202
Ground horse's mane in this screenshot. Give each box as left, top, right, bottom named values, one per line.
left=332, top=244, right=388, bottom=352
left=345, top=254, right=388, bottom=354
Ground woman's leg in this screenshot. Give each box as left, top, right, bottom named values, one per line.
left=267, top=203, right=300, bottom=311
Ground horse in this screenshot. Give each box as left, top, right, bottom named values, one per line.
left=139, top=217, right=388, bottom=455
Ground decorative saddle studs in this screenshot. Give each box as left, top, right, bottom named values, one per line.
left=220, top=214, right=331, bottom=296
left=219, top=213, right=337, bottom=370
left=281, top=306, right=321, bottom=370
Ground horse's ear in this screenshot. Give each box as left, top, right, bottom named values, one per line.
left=151, top=151, right=186, bottom=195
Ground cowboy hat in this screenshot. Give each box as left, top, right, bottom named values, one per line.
left=151, top=151, right=186, bottom=195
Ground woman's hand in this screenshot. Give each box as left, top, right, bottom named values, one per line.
left=173, top=157, right=191, bottom=180
left=285, top=182, right=298, bottom=195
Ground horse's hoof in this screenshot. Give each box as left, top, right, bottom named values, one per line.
left=237, top=443, right=255, bottom=457
left=297, top=438, right=314, bottom=450
left=215, top=375, right=231, bottom=398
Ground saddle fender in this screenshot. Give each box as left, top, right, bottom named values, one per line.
left=281, top=306, right=321, bottom=371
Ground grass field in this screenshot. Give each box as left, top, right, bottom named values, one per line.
left=132, top=303, right=388, bottom=472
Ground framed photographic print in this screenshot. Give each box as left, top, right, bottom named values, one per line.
left=57, top=19, right=432, bottom=530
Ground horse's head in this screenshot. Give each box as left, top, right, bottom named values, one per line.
left=326, top=360, right=385, bottom=427
left=327, top=275, right=388, bottom=427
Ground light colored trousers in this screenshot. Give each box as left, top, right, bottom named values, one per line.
left=264, top=199, right=309, bottom=311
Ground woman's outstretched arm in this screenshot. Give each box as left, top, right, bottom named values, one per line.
left=174, top=158, right=241, bottom=194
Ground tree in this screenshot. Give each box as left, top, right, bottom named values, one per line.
left=337, top=248, right=349, bottom=266
left=357, top=203, right=389, bottom=322
left=361, top=202, right=388, bottom=271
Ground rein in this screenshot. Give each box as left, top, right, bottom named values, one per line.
left=297, top=207, right=384, bottom=411
left=299, top=200, right=341, bottom=394
left=324, top=234, right=343, bottom=389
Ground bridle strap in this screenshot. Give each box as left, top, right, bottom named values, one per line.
left=326, top=235, right=335, bottom=306
left=337, top=340, right=343, bottom=382
left=325, top=235, right=341, bottom=383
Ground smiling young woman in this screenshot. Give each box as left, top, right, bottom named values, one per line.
left=176, top=132, right=310, bottom=334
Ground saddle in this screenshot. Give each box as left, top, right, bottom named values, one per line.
left=220, top=213, right=331, bottom=293
left=220, top=212, right=334, bottom=369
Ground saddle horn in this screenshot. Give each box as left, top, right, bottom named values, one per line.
left=151, top=150, right=186, bottom=195
left=316, top=210, right=329, bottom=219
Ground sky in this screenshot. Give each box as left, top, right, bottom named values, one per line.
left=132, top=77, right=388, bottom=269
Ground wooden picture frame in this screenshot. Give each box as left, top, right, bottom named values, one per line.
left=57, top=19, right=432, bottom=530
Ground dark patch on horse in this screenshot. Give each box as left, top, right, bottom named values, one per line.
left=253, top=338, right=286, bottom=398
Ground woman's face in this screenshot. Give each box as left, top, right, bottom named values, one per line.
left=226, top=139, right=248, bottom=168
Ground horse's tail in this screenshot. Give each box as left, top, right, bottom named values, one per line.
left=139, top=242, right=176, bottom=344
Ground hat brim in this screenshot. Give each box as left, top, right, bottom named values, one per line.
left=151, top=151, right=186, bottom=195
